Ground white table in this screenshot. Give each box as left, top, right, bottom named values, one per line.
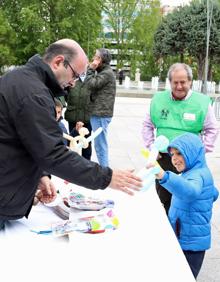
left=0, top=177, right=195, bottom=282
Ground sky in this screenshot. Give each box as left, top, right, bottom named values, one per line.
left=160, top=0, right=191, bottom=6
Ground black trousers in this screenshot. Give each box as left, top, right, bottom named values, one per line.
left=68, top=121, right=92, bottom=160
left=156, top=152, right=178, bottom=214
left=183, top=250, right=205, bottom=279
left=0, top=219, right=5, bottom=230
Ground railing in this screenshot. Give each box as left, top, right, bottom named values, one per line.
left=119, top=77, right=220, bottom=94
left=116, top=78, right=220, bottom=120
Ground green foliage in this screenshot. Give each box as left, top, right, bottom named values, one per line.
left=0, top=9, right=16, bottom=71
left=103, top=0, right=138, bottom=69
left=154, top=6, right=189, bottom=62
left=0, top=0, right=103, bottom=65
left=185, top=0, right=220, bottom=79
left=129, top=0, right=161, bottom=80
left=3, top=0, right=220, bottom=82
left=212, top=64, right=220, bottom=81
left=153, top=0, right=220, bottom=80
left=102, top=0, right=162, bottom=79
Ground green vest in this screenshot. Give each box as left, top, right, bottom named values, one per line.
left=150, top=90, right=210, bottom=144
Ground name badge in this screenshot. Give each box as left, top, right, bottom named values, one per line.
left=183, top=113, right=196, bottom=121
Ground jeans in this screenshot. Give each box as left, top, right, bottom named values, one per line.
left=90, top=116, right=112, bottom=167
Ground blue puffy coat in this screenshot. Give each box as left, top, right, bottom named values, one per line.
left=159, top=133, right=219, bottom=251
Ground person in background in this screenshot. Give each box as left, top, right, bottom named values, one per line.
left=118, top=69, right=124, bottom=85
left=86, top=48, right=116, bottom=167
left=65, top=75, right=92, bottom=160
left=0, top=39, right=141, bottom=230
left=152, top=133, right=219, bottom=279
left=142, top=63, right=219, bottom=214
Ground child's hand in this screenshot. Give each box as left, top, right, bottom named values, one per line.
left=146, top=162, right=165, bottom=180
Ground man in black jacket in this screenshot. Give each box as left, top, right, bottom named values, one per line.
left=0, top=39, right=141, bottom=229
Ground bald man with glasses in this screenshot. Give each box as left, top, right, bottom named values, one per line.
left=0, top=39, right=142, bottom=230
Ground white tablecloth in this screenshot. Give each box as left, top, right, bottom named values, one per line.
left=0, top=177, right=195, bottom=282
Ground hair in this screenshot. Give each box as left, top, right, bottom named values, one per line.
left=168, top=63, right=193, bottom=82
left=43, top=43, right=77, bottom=63
left=54, top=98, right=63, bottom=109
left=97, top=48, right=112, bottom=65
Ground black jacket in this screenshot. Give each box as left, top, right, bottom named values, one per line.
left=0, top=55, right=112, bottom=220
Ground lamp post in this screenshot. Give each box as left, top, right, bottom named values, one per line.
left=203, top=0, right=213, bottom=94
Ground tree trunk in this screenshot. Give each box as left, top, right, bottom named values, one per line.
left=208, top=61, right=212, bottom=81
left=197, top=55, right=205, bottom=80
left=180, top=53, right=184, bottom=63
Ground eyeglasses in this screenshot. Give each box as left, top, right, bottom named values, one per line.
left=64, top=60, right=80, bottom=81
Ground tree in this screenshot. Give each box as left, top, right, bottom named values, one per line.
left=186, top=0, right=220, bottom=80
left=0, top=0, right=103, bottom=64
left=154, top=7, right=188, bottom=63
left=103, top=0, right=138, bottom=69
left=129, top=0, right=161, bottom=80
left=153, top=0, right=220, bottom=80
left=0, top=9, right=16, bottom=71
left=38, top=0, right=103, bottom=58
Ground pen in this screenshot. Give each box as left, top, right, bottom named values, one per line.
left=30, top=229, right=52, bottom=235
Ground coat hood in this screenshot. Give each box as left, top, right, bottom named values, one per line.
left=168, top=133, right=206, bottom=171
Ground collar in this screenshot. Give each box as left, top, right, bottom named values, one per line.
left=96, top=63, right=109, bottom=72
left=170, top=89, right=192, bottom=101
left=25, top=54, right=66, bottom=98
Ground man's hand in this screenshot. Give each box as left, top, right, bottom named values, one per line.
left=109, top=169, right=142, bottom=196
left=89, top=58, right=101, bottom=70
left=37, top=176, right=57, bottom=204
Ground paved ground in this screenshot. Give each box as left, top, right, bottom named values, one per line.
left=90, top=97, right=220, bottom=282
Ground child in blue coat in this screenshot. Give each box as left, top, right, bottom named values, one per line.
left=155, top=133, right=219, bottom=279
